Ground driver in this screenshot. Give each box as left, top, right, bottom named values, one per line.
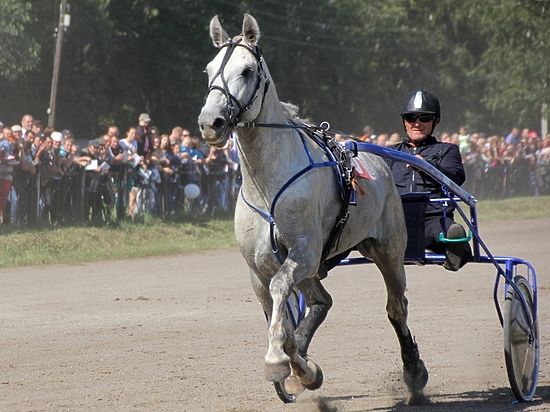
left=386, top=89, right=471, bottom=271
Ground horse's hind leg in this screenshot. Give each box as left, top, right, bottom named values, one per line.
left=295, top=277, right=332, bottom=356
left=386, top=280, right=428, bottom=396
left=360, top=241, right=428, bottom=396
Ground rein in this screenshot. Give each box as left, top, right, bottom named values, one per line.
left=237, top=121, right=330, bottom=132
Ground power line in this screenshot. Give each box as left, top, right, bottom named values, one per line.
left=209, top=0, right=402, bottom=36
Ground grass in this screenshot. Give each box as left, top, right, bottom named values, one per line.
left=476, top=195, right=550, bottom=223
left=0, top=217, right=235, bottom=269
left=0, top=196, right=548, bottom=269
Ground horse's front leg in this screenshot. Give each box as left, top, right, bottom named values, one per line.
left=264, top=236, right=318, bottom=382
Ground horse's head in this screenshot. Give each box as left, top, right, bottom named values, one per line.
left=198, top=14, right=271, bottom=148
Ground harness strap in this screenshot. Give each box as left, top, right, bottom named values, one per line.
left=237, top=122, right=327, bottom=131
left=240, top=124, right=354, bottom=266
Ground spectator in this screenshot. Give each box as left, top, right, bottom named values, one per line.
left=136, top=113, right=153, bottom=156
left=106, top=125, right=119, bottom=141
left=334, top=133, right=346, bottom=143
left=205, top=146, right=230, bottom=216
left=505, top=127, right=520, bottom=146
left=31, top=119, right=44, bottom=136
left=20, top=114, right=33, bottom=136
left=169, top=126, right=183, bottom=147
left=11, top=125, right=23, bottom=141
left=81, top=139, right=108, bottom=222
left=375, top=133, right=388, bottom=146
left=0, top=130, right=16, bottom=224
left=387, top=133, right=402, bottom=146
left=19, top=130, right=36, bottom=174
left=358, top=125, right=374, bottom=142
left=457, top=126, right=471, bottom=154
left=119, top=127, right=140, bottom=166
left=106, top=133, right=123, bottom=166
left=1, top=125, right=10, bottom=141
left=3, top=110, right=549, bottom=228
left=463, top=141, right=484, bottom=196
left=44, top=132, right=65, bottom=223
left=155, top=135, right=174, bottom=172
left=520, top=128, right=530, bottom=145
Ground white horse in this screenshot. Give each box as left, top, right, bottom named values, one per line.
left=198, top=14, right=428, bottom=400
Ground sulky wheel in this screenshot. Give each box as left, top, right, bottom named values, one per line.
left=503, top=275, right=540, bottom=402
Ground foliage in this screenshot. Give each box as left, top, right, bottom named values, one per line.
left=0, top=0, right=548, bottom=137
left=0, top=1, right=40, bottom=80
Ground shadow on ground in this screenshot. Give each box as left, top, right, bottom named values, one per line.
left=317, top=385, right=550, bottom=411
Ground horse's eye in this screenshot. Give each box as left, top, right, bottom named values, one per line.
left=241, top=67, right=253, bottom=78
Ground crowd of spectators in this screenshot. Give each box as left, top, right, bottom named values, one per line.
left=0, top=113, right=241, bottom=227
left=1, top=112, right=549, bottom=228
left=350, top=125, right=550, bottom=199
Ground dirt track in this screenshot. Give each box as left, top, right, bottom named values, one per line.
left=1, top=219, right=549, bottom=411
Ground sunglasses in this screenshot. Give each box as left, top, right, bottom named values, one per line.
left=402, top=114, right=434, bottom=123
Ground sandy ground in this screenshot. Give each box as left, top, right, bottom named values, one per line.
left=1, top=219, right=549, bottom=411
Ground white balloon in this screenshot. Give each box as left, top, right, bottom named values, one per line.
left=184, top=183, right=201, bottom=199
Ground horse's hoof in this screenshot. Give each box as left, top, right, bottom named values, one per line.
left=301, top=360, right=324, bottom=391
left=403, top=358, right=428, bottom=393
left=265, top=361, right=291, bottom=382
left=407, top=391, right=430, bottom=406
left=283, top=375, right=305, bottom=396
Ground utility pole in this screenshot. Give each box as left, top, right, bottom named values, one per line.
left=47, top=0, right=71, bottom=128
left=542, top=103, right=548, bottom=138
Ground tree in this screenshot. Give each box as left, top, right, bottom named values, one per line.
left=476, top=0, right=550, bottom=132
left=0, top=1, right=40, bottom=80
left=1, top=1, right=548, bottom=138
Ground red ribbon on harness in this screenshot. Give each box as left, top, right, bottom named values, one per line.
left=350, top=157, right=374, bottom=197
left=351, top=158, right=373, bottom=181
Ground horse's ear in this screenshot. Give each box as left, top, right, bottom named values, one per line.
left=242, top=13, right=260, bottom=46
left=209, top=15, right=229, bottom=48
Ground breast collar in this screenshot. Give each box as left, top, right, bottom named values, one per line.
left=239, top=124, right=352, bottom=265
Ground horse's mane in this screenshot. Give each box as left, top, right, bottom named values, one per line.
left=280, top=101, right=300, bottom=119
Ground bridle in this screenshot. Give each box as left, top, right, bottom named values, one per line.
left=206, top=37, right=270, bottom=129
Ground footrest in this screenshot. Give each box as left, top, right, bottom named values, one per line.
left=438, top=230, right=472, bottom=244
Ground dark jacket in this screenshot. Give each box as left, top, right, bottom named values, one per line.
left=386, top=135, right=465, bottom=215
left=136, top=125, right=152, bottom=156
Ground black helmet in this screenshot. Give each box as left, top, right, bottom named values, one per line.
left=401, top=90, right=441, bottom=124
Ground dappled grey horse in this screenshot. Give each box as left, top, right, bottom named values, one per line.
left=198, top=14, right=428, bottom=399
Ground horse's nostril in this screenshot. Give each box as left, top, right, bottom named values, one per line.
left=213, top=117, right=226, bottom=129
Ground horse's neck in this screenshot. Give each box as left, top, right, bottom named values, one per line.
left=237, top=97, right=307, bottom=206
